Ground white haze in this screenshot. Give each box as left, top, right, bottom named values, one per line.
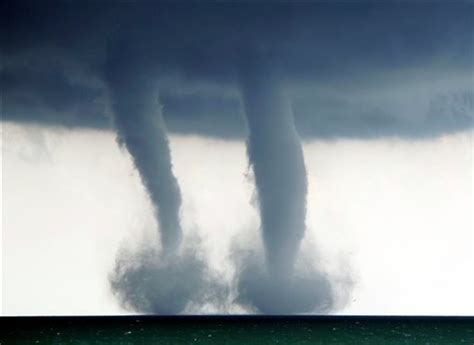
left=1, top=122, right=473, bottom=315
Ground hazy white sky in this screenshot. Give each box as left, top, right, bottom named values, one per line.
left=1, top=122, right=473, bottom=315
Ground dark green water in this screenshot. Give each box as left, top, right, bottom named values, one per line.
left=1, top=316, right=473, bottom=344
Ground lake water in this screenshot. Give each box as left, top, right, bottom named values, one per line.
left=1, top=316, right=473, bottom=344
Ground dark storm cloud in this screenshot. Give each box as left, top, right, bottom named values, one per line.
left=293, top=90, right=474, bottom=140
left=2, top=1, right=473, bottom=139
left=1, top=54, right=109, bottom=128
left=160, top=92, right=245, bottom=139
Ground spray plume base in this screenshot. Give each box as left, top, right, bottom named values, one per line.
left=236, top=256, right=334, bottom=315
left=109, top=245, right=208, bottom=315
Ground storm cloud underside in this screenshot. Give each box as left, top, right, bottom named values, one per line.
left=2, top=2, right=472, bottom=139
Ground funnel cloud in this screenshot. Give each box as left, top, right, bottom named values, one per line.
left=240, top=62, right=307, bottom=277
left=105, top=44, right=182, bottom=255
left=237, top=59, right=334, bottom=313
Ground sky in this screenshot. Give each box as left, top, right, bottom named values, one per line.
left=2, top=124, right=473, bottom=315
left=1, top=0, right=473, bottom=315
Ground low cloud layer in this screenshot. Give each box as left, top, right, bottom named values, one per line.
left=2, top=1, right=473, bottom=139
